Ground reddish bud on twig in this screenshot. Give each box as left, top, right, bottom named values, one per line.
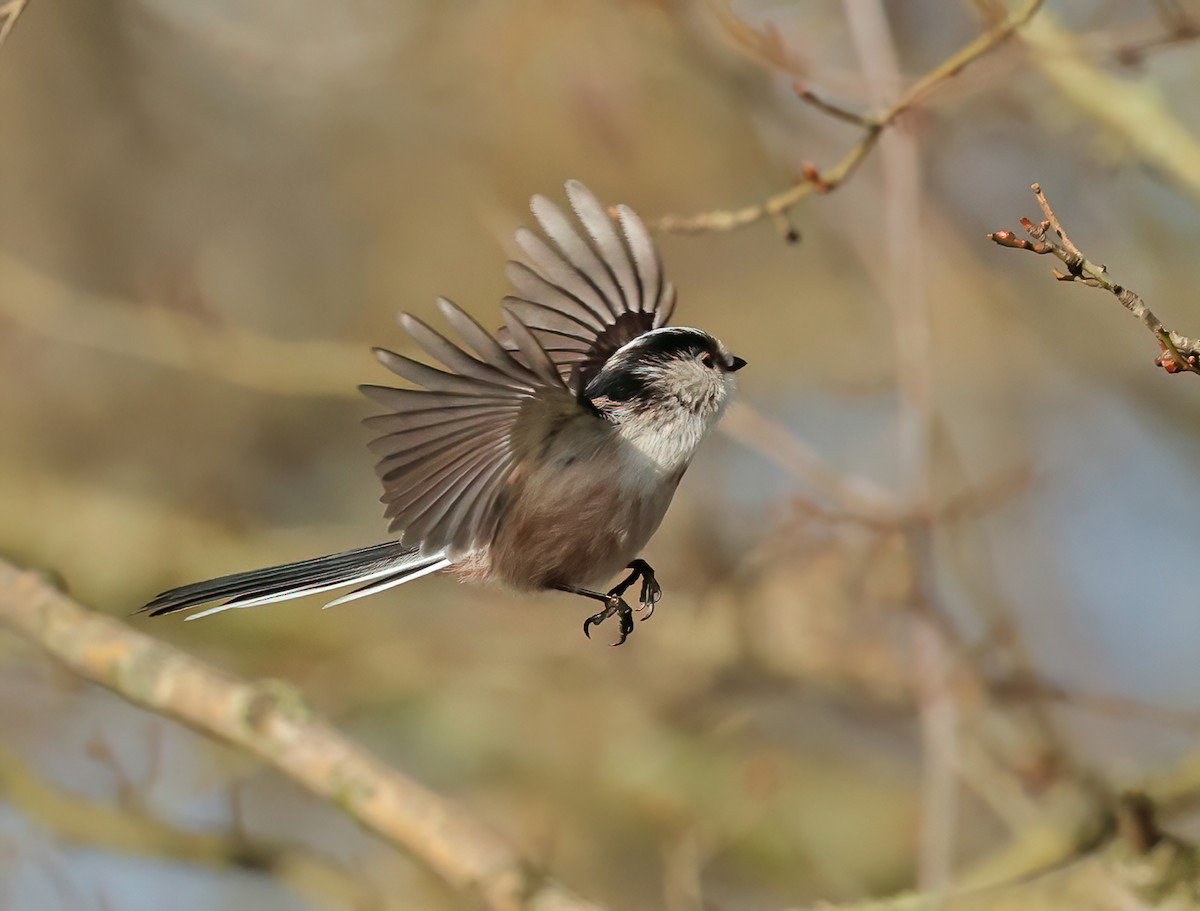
left=988, top=231, right=1050, bottom=253
left=1156, top=343, right=1188, bottom=373
left=801, top=162, right=830, bottom=193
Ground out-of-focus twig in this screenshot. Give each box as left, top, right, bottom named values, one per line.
left=0, top=0, right=26, bottom=51
left=839, top=0, right=957, bottom=889
left=0, top=253, right=364, bottom=397
left=657, top=0, right=1044, bottom=236
left=705, top=0, right=808, bottom=77
left=720, top=402, right=898, bottom=517
left=988, top=183, right=1200, bottom=376
left=789, top=834, right=1199, bottom=910
left=0, top=744, right=379, bottom=910
left=993, top=677, right=1200, bottom=732
left=0, top=559, right=603, bottom=911
left=1021, top=11, right=1200, bottom=206
left=1111, top=1, right=1200, bottom=66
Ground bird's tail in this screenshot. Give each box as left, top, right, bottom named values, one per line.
left=139, top=541, right=450, bottom=620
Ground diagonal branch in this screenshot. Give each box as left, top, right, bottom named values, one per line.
left=988, top=183, right=1200, bottom=376
left=0, top=559, right=603, bottom=911
left=656, top=0, right=1044, bottom=236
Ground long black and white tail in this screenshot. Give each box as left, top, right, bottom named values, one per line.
left=140, top=541, right=450, bottom=619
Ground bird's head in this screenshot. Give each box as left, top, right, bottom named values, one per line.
left=584, top=327, right=745, bottom=424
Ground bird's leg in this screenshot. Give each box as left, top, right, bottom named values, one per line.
left=555, top=584, right=635, bottom=646
left=608, top=559, right=662, bottom=620
left=555, top=561, right=662, bottom=645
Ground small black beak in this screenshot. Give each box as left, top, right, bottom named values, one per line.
left=727, top=355, right=747, bottom=373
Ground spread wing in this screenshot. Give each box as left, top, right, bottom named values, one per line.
left=501, top=180, right=677, bottom=394
left=361, top=297, right=579, bottom=558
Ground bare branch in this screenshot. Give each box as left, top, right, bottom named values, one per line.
left=792, top=82, right=871, bottom=127
left=0, top=560, right=603, bottom=911
left=657, top=0, right=1045, bottom=236
left=988, top=183, right=1200, bottom=376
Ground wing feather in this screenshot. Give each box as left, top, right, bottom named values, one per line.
left=363, top=296, right=577, bottom=556
left=378, top=424, right=509, bottom=492
left=501, top=181, right=677, bottom=393
left=399, top=313, right=533, bottom=388
left=435, top=297, right=544, bottom=385
left=362, top=182, right=678, bottom=557
left=505, top=261, right=608, bottom=332
left=364, top=404, right=518, bottom=439
left=434, top=456, right=515, bottom=554
left=372, top=349, right=517, bottom=397
left=398, top=441, right=511, bottom=545
left=616, top=204, right=661, bottom=312
left=565, top=179, right=639, bottom=314
left=385, top=434, right=509, bottom=538
left=530, top=193, right=623, bottom=317
left=510, top=233, right=611, bottom=327
left=360, top=385, right=509, bottom=410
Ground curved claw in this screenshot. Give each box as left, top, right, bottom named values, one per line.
left=610, top=606, right=635, bottom=647
left=635, top=572, right=662, bottom=621
left=580, top=596, right=636, bottom=646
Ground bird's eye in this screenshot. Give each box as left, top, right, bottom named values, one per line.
left=700, top=353, right=715, bottom=368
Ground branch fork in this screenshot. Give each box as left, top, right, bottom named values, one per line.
left=989, top=183, right=1200, bottom=375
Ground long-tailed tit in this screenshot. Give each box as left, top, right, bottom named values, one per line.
left=141, top=181, right=745, bottom=645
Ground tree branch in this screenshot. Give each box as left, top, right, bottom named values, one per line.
left=988, top=182, right=1200, bottom=376
left=0, top=559, right=603, bottom=911
left=656, top=0, right=1044, bottom=236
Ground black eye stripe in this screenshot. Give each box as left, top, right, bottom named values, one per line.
left=585, top=367, right=648, bottom=403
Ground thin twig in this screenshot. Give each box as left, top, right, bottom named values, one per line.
left=988, top=182, right=1200, bottom=376
left=792, top=82, right=870, bottom=127
left=657, top=0, right=1044, bottom=235
left=993, top=677, right=1200, bottom=732
left=706, top=1, right=809, bottom=78
left=1112, top=1, right=1200, bottom=66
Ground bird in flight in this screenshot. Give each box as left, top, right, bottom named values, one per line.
left=142, top=181, right=745, bottom=645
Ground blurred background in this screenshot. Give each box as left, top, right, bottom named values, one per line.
left=3, top=0, right=1200, bottom=908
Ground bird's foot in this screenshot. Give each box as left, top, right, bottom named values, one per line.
left=582, top=595, right=635, bottom=647
left=635, top=566, right=662, bottom=621
left=610, top=559, right=662, bottom=621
